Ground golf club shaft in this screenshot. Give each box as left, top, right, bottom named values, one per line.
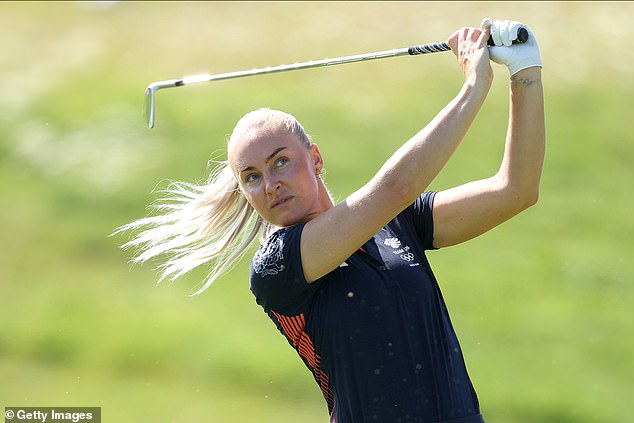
left=145, top=27, right=528, bottom=128
left=144, top=40, right=450, bottom=128
left=164, top=42, right=449, bottom=89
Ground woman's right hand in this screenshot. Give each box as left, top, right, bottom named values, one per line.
left=447, top=25, right=493, bottom=86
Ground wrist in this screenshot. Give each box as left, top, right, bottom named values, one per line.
left=509, top=54, right=543, bottom=77
left=511, top=66, right=542, bottom=83
left=464, top=72, right=492, bottom=98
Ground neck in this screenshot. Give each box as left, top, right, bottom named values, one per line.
left=318, top=178, right=335, bottom=211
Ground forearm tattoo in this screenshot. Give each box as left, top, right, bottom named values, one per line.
left=511, top=75, right=538, bottom=88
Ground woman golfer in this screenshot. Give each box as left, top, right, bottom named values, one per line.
left=119, top=19, right=544, bottom=423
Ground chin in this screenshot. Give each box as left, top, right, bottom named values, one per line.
left=272, top=212, right=308, bottom=228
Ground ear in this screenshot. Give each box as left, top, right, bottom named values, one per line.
left=310, top=144, right=324, bottom=175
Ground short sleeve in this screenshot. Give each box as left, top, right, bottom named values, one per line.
left=410, top=191, right=437, bottom=250
left=249, top=224, right=316, bottom=314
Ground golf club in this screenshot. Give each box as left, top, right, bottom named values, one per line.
left=144, top=27, right=528, bottom=128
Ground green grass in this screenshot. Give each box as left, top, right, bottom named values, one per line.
left=1, top=2, right=633, bottom=422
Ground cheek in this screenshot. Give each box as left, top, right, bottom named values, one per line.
left=242, top=188, right=260, bottom=205
left=238, top=186, right=260, bottom=209
left=300, top=164, right=320, bottom=191
left=293, top=159, right=318, bottom=184
left=242, top=188, right=276, bottom=221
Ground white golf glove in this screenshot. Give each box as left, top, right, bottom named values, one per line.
left=488, top=20, right=542, bottom=76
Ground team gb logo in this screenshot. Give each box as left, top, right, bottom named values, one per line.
left=384, top=236, right=420, bottom=267
left=384, top=237, right=401, bottom=249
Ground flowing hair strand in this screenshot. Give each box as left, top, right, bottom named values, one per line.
left=113, top=160, right=264, bottom=295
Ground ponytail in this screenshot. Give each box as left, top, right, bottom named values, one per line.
left=114, top=160, right=275, bottom=295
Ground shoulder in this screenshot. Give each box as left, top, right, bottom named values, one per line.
left=398, top=191, right=437, bottom=250
left=252, top=225, right=302, bottom=278
left=411, top=191, right=436, bottom=215
left=250, top=225, right=314, bottom=313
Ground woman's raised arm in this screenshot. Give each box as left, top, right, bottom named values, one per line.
left=432, top=22, right=545, bottom=248
left=300, top=26, right=494, bottom=283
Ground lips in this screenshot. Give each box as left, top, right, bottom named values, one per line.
left=270, top=196, right=293, bottom=209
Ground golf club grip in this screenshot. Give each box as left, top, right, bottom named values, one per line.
left=408, top=41, right=451, bottom=55
left=408, top=26, right=529, bottom=55
left=487, top=26, right=529, bottom=46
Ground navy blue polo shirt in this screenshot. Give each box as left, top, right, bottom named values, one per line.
left=250, top=192, right=483, bottom=423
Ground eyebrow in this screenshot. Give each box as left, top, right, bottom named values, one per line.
left=239, top=147, right=287, bottom=173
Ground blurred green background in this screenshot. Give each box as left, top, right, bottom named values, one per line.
left=1, top=2, right=632, bottom=422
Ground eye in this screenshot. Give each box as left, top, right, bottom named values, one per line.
left=274, top=157, right=288, bottom=168
left=244, top=173, right=260, bottom=184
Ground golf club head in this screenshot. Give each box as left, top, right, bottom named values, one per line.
left=144, top=85, right=156, bottom=129
left=144, top=79, right=183, bottom=128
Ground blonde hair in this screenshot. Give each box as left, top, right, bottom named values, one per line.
left=114, top=108, right=313, bottom=295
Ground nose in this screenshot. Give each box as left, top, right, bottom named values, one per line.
left=264, top=173, right=281, bottom=196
